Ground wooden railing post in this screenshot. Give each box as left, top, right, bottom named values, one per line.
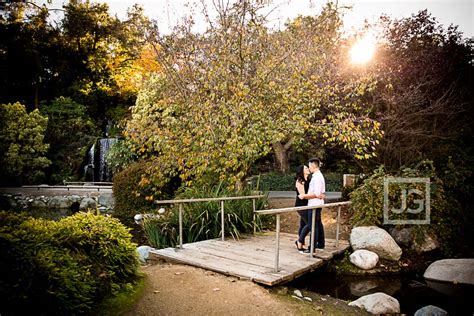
left=221, top=200, right=225, bottom=241
left=179, top=203, right=183, bottom=249
left=252, top=198, right=256, bottom=235
left=275, top=213, right=280, bottom=272
left=309, top=209, right=316, bottom=257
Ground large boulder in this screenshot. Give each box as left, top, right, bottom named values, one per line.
left=350, top=226, right=402, bottom=261
left=414, top=305, right=448, bottom=316
left=350, top=249, right=379, bottom=270
left=348, top=292, right=400, bottom=314
left=424, top=258, right=474, bottom=285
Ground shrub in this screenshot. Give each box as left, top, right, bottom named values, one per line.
left=0, top=211, right=140, bottom=315
left=113, top=161, right=171, bottom=228
left=142, top=183, right=269, bottom=249
left=247, top=172, right=342, bottom=191
left=349, top=161, right=454, bottom=254
left=0, top=102, right=51, bottom=185
left=247, top=172, right=294, bottom=191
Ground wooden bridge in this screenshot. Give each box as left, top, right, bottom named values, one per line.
left=149, top=196, right=351, bottom=286
left=150, top=233, right=349, bottom=286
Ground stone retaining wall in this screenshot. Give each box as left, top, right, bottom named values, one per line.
left=0, top=193, right=115, bottom=216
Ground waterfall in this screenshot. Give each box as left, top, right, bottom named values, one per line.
left=98, top=138, right=118, bottom=182
left=83, top=138, right=118, bottom=182
left=83, top=143, right=95, bottom=182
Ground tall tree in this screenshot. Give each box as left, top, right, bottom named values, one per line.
left=367, top=10, right=474, bottom=171
left=125, top=1, right=382, bottom=190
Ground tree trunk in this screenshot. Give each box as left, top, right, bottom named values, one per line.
left=272, top=142, right=291, bottom=173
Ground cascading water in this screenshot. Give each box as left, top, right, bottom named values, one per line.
left=83, top=138, right=118, bottom=182
left=83, top=143, right=95, bottom=182
left=98, top=138, right=118, bottom=182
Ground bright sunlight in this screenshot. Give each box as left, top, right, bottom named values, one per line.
left=350, top=33, right=377, bottom=64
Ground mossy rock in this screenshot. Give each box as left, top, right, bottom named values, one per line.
left=331, top=252, right=401, bottom=276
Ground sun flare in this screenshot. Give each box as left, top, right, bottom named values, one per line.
left=350, top=33, right=377, bottom=64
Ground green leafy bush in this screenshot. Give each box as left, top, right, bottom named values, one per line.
left=112, top=161, right=179, bottom=229
left=248, top=172, right=341, bottom=191
left=106, top=139, right=138, bottom=174
left=0, top=211, right=140, bottom=315
left=142, top=183, right=269, bottom=249
left=0, top=102, right=51, bottom=185
left=349, top=161, right=454, bottom=254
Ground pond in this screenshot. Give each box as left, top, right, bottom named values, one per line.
left=288, top=266, right=474, bottom=315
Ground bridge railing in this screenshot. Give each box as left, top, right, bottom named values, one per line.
left=255, top=201, right=352, bottom=272
left=154, top=194, right=267, bottom=249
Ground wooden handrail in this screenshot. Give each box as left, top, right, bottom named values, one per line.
left=154, top=194, right=267, bottom=204
left=153, top=194, right=267, bottom=249
left=255, top=201, right=351, bottom=215
left=255, top=200, right=351, bottom=272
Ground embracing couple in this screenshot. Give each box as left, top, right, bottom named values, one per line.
left=294, top=158, right=325, bottom=254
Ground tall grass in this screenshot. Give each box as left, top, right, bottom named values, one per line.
left=142, top=183, right=269, bottom=249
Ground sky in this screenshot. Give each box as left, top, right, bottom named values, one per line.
left=44, top=0, right=473, bottom=38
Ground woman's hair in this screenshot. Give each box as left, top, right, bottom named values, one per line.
left=295, top=165, right=306, bottom=183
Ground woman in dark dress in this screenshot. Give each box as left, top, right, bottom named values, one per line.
left=294, top=164, right=310, bottom=251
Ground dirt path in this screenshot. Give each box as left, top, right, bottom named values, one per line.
left=126, top=263, right=309, bottom=316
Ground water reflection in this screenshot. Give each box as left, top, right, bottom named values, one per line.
left=288, top=269, right=474, bottom=315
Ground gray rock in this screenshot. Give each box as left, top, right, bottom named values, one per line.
left=412, top=234, right=439, bottom=253
left=349, top=279, right=379, bottom=296
left=350, top=249, right=379, bottom=270
left=414, top=305, right=448, bottom=316
left=348, top=292, right=400, bottom=314
left=350, top=226, right=402, bottom=261
left=98, top=193, right=115, bottom=208
left=48, top=196, right=70, bottom=209
left=79, top=197, right=97, bottom=210
left=98, top=206, right=107, bottom=213
left=31, top=199, right=47, bottom=209
left=389, top=227, right=413, bottom=248
left=424, top=258, right=474, bottom=285
left=68, top=195, right=81, bottom=203
left=136, top=245, right=154, bottom=263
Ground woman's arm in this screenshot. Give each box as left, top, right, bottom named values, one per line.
left=296, top=181, right=305, bottom=196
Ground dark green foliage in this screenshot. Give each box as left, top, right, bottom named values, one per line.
left=248, top=172, right=342, bottom=191
left=112, top=162, right=157, bottom=228
left=0, top=211, right=140, bottom=315
left=40, top=96, right=97, bottom=183
left=348, top=161, right=463, bottom=255
left=142, top=183, right=269, bottom=249
left=112, top=161, right=179, bottom=229
left=248, top=173, right=295, bottom=191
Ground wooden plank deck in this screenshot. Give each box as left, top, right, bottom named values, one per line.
left=149, top=232, right=350, bottom=286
